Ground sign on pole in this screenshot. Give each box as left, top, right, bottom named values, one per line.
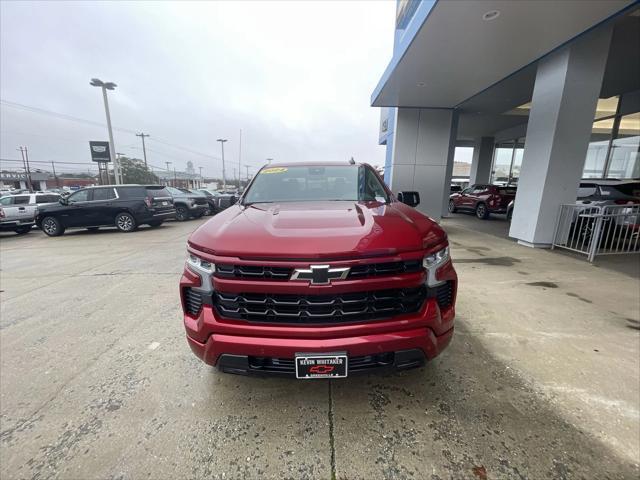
left=89, top=141, right=111, bottom=162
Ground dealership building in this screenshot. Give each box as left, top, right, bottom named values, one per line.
left=375, top=0, right=639, bottom=247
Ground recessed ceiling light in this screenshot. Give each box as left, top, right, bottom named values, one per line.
left=483, top=10, right=500, bottom=21
left=417, top=82, right=426, bottom=87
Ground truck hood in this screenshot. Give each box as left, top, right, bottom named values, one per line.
left=188, top=201, right=446, bottom=259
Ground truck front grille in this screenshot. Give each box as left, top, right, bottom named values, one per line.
left=214, top=259, right=423, bottom=282
left=213, top=286, right=426, bottom=324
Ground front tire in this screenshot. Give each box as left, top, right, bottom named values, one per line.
left=175, top=206, right=189, bottom=221
left=42, top=216, right=65, bottom=237
left=475, top=203, right=489, bottom=219
left=14, top=226, right=32, bottom=235
left=115, top=212, right=137, bottom=232
left=448, top=200, right=457, bottom=213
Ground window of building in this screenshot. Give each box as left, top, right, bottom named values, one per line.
left=491, top=139, right=525, bottom=184
left=584, top=91, right=639, bottom=179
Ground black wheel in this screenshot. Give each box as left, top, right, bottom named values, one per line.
left=41, top=216, right=65, bottom=237
left=148, top=220, right=162, bottom=228
left=14, top=226, right=32, bottom=235
left=475, top=203, right=489, bottom=219
left=448, top=200, right=457, bottom=213
left=86, top=227, right=100, bottom=232
left=115, top=212, right=137, bottom=232
left=175, top=206, right=189, bottom=221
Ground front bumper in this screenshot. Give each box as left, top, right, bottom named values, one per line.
left=187, top=328, right=453, bottom=377
left=0, top=220, right=35, bottom=231
left=181, top=253, right=457, bottom=375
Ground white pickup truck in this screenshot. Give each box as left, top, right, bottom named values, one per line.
left=0, top=192, right=60, bottom=234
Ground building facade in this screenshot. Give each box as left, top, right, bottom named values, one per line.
left=374, top=0, right=640, bottom=247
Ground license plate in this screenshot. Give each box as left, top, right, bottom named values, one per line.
left=295, top=353, right=348, bottom=379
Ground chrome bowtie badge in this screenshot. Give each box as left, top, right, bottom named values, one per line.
left=291, top=265, right=350, bottom=285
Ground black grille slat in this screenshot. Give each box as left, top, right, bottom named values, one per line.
left=347, top=260, right=422, bottom=278
left=248, top=353, right=395, bottom=373
left=184, top=288, right=203, bottom=316
left=214, top=287, right=426, bottom=324
left=430, top=281, right=453, bottom=310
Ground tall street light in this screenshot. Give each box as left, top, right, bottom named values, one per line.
left=217, top=138, right=227, bottom=192
left=90, top=78, right=121, bottom=184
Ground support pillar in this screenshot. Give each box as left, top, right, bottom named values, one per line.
left=388, top=108, right=458, bottom=219
left=509, top=25, right=613, bottom=247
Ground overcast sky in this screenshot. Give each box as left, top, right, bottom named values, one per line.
left=0, top=0, right=396, bottom=178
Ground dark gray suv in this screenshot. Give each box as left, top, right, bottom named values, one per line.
left=36, top=185, right=175, bottom=236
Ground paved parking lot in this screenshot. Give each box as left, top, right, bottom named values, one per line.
left=1, top=219, right=638, bottom=479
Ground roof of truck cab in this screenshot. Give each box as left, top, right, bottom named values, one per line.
left=262, top=161, right=367, bottom=168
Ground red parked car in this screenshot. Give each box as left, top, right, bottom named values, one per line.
left=449, top=184, right=517, bottom=219
left=180, top=162, right=457, bottom=379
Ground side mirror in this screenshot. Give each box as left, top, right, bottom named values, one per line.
left=59, top=197, right=68, bottom=206
left=397, top=191, right=420, bottom=207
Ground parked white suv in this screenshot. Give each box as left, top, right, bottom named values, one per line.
left=0, top=192, right=60, bottom=234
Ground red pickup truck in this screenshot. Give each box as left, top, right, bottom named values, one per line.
left=180, top=162, right=457, bottom=379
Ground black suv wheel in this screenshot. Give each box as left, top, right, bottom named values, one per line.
left=175, top=205, right=189, bottom=221
left=115, top=212, right=137, bottom=232
left=42, top=216, right=65, bottom=237
left=475, top=203, right=489, bottom=220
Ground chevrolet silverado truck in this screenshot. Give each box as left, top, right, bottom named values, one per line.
left=180, top=162, right=457, bottom=379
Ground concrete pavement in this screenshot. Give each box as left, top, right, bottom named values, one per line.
left=1, top=218, right=638, bottom=479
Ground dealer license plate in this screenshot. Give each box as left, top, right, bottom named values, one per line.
left=295, top=353, right=348, bottom=379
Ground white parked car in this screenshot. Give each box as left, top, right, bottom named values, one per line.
left=0, top=192, right=61, bottom=234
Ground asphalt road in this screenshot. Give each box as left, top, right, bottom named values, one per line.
left=1, top=219, right=638, bottom=479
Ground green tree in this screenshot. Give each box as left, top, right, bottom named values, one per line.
left=118, top=157, right=159, bottom=184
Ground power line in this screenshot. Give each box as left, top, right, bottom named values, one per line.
left=1, top=99, right=266, bottom=171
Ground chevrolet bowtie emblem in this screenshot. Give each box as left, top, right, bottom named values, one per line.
left=291, top=265, right=350, bottom=285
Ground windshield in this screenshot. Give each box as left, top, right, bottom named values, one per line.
left=243, top=165, right=388, bottom=204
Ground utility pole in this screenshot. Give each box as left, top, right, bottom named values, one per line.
left=51, top=161, right=60, bottom=188
left=173, top=166, right=178, bottom=188
left=136, top=132, right=150, bottom=167
left=266, top=158, right=273, bottom=165
left=217, top=138, right=228, bottom=192
left=17, top=147, right=34, bottom=191
left=165, top=161, right=172, bottom=187
left=90, top=78, right=121, bottom=184
left=238, top=129, right=242, bottom=190
left=198, top=166, right=203, bottom=188
left=245, top=165, right=250, bottom=183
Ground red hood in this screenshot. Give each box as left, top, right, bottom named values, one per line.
left=188, top=201, right=446, bottom=259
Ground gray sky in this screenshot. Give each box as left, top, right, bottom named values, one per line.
left=0, top=0, right=395, bottom=177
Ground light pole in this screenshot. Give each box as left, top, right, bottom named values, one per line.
left=266, top=158, right=273, bottom=165
left=217, top=138, right=227, bottom=192
left=198, top=166, right=203, bottom=188
left=90, top=78, right=121, bottom=184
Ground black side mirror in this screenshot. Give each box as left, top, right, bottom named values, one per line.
left=59, top=197, right=68, bottom=206
left=397, top=191, right=420, bottom=207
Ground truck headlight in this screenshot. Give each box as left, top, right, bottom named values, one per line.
left=186, top=253, right=215, bottom=275
left=423, top=246, right=449, bottom=268
left=423, top=246, right=449, bottom=286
